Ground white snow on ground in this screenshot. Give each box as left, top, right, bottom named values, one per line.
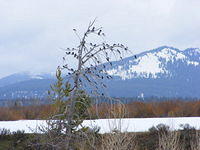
left=0, top=117, right=200, bottom=134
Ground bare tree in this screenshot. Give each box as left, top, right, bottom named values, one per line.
left=61, top=19, right=130, bottom=149
left=29, top=20, right=131, bottom=149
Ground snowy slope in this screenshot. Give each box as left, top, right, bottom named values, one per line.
left=0, top=117, right=200, bottom=133
left=106, top=46, right=200, bottom=79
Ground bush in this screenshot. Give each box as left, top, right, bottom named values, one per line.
left=0, top=128, right=11, bottom=140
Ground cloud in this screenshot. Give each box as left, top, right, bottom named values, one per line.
left=0, top=0, right=200, bottom=78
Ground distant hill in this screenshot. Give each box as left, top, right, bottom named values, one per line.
left=0, top=46, right=199, bottom=100
left=0, top=72, right=55, bottom=99
left=104, top=46, right=200, bottom=98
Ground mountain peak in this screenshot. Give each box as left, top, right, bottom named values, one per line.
left=154, top=46, right=179, bottom=51
left=143, top=46, right=180, bottom=54
left=154, top=47, right=186, bottom=61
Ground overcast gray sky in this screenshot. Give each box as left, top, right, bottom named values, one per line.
left=1, top=0, right=200, bottom=78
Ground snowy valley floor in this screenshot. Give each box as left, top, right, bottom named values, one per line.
left=0, top=117, right=200, bottom=133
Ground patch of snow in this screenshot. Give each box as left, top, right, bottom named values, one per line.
left=187, top=61, right=199, bottom=66
left=30, top=75, right=44, bottom=79
left=107, top=68, right=132, bottom=80
left=130, top=53, right=167, bottom=78
left=1, top=117, right=200, bottom=134
left=156, top=48, right=186, bottom=62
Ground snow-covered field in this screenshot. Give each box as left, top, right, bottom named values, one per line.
left=0, top=117, right=200, bottom=134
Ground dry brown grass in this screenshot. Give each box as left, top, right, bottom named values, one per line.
left=1, top=100, right=200, bottom=121
left=157, top=131, right=182, bottom=150
left=101, top=132, right=137, bottom=150
left=190, top=131, right=200, bottom=150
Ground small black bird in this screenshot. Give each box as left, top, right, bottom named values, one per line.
left=98, top=30, right=102, bottom=35
left=66, top=52, right=70, bottom=54
left=134, top=55, right=137, bottom=59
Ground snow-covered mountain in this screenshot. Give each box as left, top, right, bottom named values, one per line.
left=0, top=72, right=55, bottom=87
left=106, top=46, right=199, bottom=79
left=0, top=72, right=55, bottom=100
left=0, top=46, right=199, bottom=100
left=103, top=46, right=200, bottom=98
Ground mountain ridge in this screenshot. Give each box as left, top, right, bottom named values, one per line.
left=105, top=46, right=199, bottom=79
left=0, top=46, right=199, bottom=99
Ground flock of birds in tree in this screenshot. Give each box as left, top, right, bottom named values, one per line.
left=60, top=20, right=137, bottom=96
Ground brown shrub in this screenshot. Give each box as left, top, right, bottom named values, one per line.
left=0, top=99, right=200, bottom=120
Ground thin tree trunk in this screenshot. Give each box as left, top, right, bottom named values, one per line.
left=65, top=34, right=86, bottom=149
